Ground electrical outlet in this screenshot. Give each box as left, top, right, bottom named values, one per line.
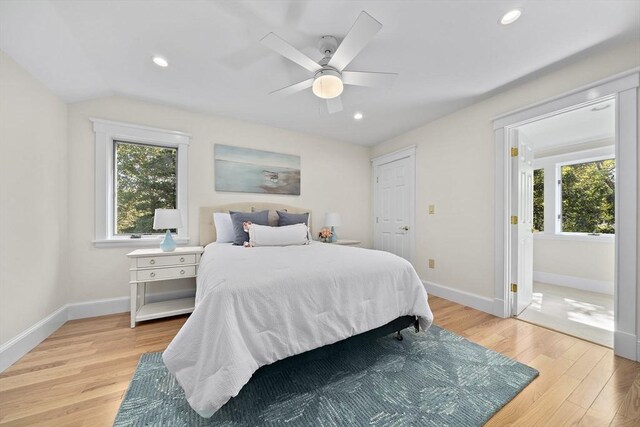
left=428, top=259, right=435, bottom=269
left=428, top=205, right=435, bottom=214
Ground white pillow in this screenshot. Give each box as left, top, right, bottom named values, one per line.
left=247, top=223, right=309, bottom=247
left=213, top=212, right=235, bottom=243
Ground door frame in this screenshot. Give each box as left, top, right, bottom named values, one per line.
left=372, top=145, right=416, bottom=263
left=493, top=69, right=639, bottom=361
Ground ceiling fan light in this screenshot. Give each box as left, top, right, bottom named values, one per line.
left=312, top=69, right=343, bottom=99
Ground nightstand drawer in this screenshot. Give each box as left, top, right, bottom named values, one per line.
left=136, top=254, right=196, bottom=268
left=136, top=265, right=196, bottom=282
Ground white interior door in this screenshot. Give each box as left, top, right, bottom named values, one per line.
left=511, top=129, right=534, bottom=316
left=374, top=156, right=414, bottom=261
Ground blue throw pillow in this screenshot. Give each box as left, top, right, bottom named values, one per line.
left=277, top=210, right=309, bottom=227
left=229, top=210, right=269, bottom=245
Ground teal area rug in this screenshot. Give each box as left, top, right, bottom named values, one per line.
left=114, top=326, right=538, bottom=426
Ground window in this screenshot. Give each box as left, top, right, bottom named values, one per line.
left=114, top=141, right=177, bottom=235
left=561, top=159, right=615, bottom=234
left=532, top=146, right=615, bottom=239
left=92, top=119, right=190, bottom=246
left=533, top=169, right=544, bottom=232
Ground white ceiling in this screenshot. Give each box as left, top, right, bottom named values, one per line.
left=518, top=99, right=615, bottom=151
left=1, top=0, right=638, bottom=146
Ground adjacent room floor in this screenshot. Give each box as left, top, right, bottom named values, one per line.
left=517, top=282, right=614, bottom=347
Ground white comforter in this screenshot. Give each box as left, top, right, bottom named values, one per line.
left=162, top=242, right=434, bottom=418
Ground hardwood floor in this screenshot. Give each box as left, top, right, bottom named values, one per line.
left=0, top=295, right=638, bottom=426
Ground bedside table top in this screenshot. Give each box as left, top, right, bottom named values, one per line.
left=331, top=240, right=361, bottom=246
left=127, top=246, right=204, bottom=257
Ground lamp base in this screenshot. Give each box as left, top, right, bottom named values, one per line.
left=160, top=230, right=177, bottom=252
left=330, top=226, right=338, bottom=243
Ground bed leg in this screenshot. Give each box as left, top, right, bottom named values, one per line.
left=395, top=331, right=403, bottom=341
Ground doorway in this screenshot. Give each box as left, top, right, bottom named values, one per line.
left=510, top=99, right=616, bottom=347
left=493, top=70, right=638, bottom=360
left=372, top=146, right=416, bottom=262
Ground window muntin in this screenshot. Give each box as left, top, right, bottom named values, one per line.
left=533, top=168, right=544, bottom=232
left=560, top=159, right=615, bottom=234
left=113, top=141, right=178, bottom=235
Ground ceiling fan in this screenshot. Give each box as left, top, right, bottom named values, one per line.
left=260, top=11, right=398, bottom=114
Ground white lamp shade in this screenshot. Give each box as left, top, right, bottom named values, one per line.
left=325, top=212, right=341, bottom=227
left=153, top=209, right=183, bottom=230
left=312, top=72, right=344, bottom=99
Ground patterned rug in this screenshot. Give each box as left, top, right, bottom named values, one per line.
left=114, top=326, right=538, bottom=426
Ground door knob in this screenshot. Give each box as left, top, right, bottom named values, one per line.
left=400, top=226, right=409, bottom=231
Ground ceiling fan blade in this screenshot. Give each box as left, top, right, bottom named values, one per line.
left=261, top=32, right=322, bottom=73
left=326, top=96, right=343, bottom=114
left=342, top=71, right=398, bottom=88
left=327, top=11, right=382, bottom=71
left=269, top=78, right=314, bottom=96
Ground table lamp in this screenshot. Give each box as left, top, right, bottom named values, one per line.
left=153, top=208, right=183, bottom=252
left=325, top=212, right=341, bottom=243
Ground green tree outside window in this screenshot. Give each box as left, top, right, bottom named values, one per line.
left=561, top=159, right=615, bottom=234
left=533, top=169, right=544, bottom=232
left=114, top=141, right=177, bottom=234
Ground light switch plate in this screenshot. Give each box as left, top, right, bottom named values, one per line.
left=428, top=259, right=435, bottom=269
left=428, top=205, right=435, bottom=214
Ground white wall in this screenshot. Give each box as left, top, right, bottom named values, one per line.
left=0, top=50, right=68, bottom=347
left=533, top=238, right=614, bottom=294
left=371, top=40, right=640, bottom=304
left=66, top=96, right=372, bottom=303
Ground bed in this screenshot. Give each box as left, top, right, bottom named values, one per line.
left=162, top=203, right=434, bottom=418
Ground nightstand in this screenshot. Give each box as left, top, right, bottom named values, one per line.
left=127, top=246, right=203, bottom=328
left=332, top=240, right=361, bottom=246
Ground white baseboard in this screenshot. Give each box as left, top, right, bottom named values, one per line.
left=0, top=306, right=68, bottom=372
left=493, top=298, right=509, bottom=319
left=614, top=330, right=639, bottom=361
left=422, top=280, right=497, bottom=316
left=66, top=296, right=130, bottom=321
left=0, top=288, right=195, bottom=372
left=533, top=271, right=613, bottom=295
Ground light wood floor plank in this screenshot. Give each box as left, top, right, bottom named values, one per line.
left=546, top=401, right=588, bottom=426
left=569, top=353, right=632, bottom=409
left=0, top=295, right=636, bottom=426
left=580, top=359, right=640, bottom=425
left=616, top=370, right=640, bottom=420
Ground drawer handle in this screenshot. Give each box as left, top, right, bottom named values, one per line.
left=179, top=257, right=185, bottom=262
left=180, top=270, right=185, bottom=275
left=149, top=259, right=155, bottom=265
left=150, top=272, right=155, bottom=278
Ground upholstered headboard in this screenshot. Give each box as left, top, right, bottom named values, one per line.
left=199, top=203, right=313, bottom=246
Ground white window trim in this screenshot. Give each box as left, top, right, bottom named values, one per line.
left=533, top=232, right=615, bottom=243
left=91, top=118, right=191, bottom=247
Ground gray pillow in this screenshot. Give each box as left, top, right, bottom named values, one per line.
left=277, top=210, right=309, bottom=227
left=229, top=210, right=269, bottom=245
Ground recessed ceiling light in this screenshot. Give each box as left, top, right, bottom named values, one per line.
left=591, top=104, right=611, bottom=112
left=152, top=56, right=169, bottom=67
left=500, top=8, right=523, bottom=25
left=354, top=112, right=363, bottom=120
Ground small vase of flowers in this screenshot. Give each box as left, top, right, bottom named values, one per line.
left=318, top=227, right=333, bottom=243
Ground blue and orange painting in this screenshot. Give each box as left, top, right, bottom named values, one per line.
left=214, top=144, right=301, bottom=195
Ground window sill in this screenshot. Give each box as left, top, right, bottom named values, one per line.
left=93, top=237, right=190, bottom=248
left=533, top=233, right=614, bottom=243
